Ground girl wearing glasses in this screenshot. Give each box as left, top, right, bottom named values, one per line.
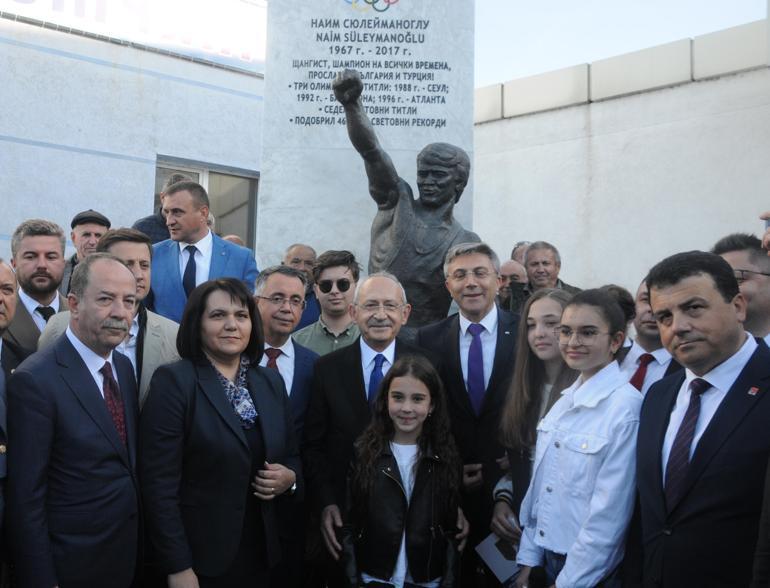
left=514, top=289, right=642, bottom=588
left=491, top=289, right=577, bottom=547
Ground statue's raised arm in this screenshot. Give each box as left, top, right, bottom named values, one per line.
left=333, top=69, right=401, bottom=207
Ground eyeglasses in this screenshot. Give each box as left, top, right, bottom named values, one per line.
left=356, top=301, right=404, bottom=313
left=256, top=295, right=306, bottom=309
left=448, top=268, right=493, bottom=282
left=733, top=268, right=770, bottom=284
left=318, top=278, right=352, bottom=293
left=555, top=326, right=609, bottom=345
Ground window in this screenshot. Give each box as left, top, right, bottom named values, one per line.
left=155, top=161, right=258, bottom=250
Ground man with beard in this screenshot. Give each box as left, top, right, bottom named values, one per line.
left=7, top=253, right=141, bottom=588
left=3, top=219, right=67, bottom=360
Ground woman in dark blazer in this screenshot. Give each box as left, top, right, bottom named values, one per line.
left=140, top=278, right=301, bottom=588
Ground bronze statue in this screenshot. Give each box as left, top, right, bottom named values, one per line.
left=333, top=68, right=480, bottom=328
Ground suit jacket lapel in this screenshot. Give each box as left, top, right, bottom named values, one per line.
left=649, top=372, right=685, bottom=518
left=209, top=235, right=230, bottom=279
left=445, top=315, right=475, bottom=417
left=115, top=356, right=139, bottom=470
left=196, top=362, right=249, bottom=450
left=57, top=338, right=131, bottom=467
left=671, top=346, right=770, bottom=512
left=481, top=309, right=517, bottom=415
left=347, top=340, right=370, bottom=423
left=7, top=299, right=39, bottom=353
left=248, top=368, right=282, bottom=461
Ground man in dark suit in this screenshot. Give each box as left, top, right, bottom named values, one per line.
left=7, top=253, right=141, bottom=588
left=635, top=251, right=770, bottom=587
left=255, top=265, right=319, bottom=588
left=416, top=242, right=518, bottom=586
left=3, top=219, right=67, bottom=361
left=0, top=259, right=17, bottom=576
left=149, top=181, right=259, bottom=323
left=303, top=272, right=432, bottom=579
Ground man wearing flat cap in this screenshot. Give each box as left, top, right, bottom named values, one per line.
left=59, top=209, right=111, bottom=297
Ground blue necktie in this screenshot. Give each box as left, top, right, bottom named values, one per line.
left=467, top=323, right=486, bottom=414
left=182, top=245, right=197, bottom=297
left=368, top=353, right=385, bottom=407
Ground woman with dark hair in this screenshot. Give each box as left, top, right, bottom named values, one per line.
left=341, top=355, right=461, bottom=587
left=140, top=278, right=301, bottom=588
left=514, top=289, right=642, bottom=588
left=491, top=289, right=577, bottom=544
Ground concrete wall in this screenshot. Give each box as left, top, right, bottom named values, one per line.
left=473, top=20, right=770, bottom=293
left=0, top=18, right=264, bottom=259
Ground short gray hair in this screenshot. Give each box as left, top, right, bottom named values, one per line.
left=11, top=219, right=66, bottom=258
left=254, top=265, right=308, bottom=296
left=443, top=242, right=501, bottom=277
left=353, top=272, right=407, bottom=305
left=69, top=252, right=127, bottom=298
left=525, top=241, right=561, bottom=265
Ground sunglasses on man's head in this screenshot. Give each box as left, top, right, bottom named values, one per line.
left=318, top=278, right=352, bottom=293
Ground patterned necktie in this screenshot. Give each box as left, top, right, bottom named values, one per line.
left=182, top=245, right=198, bottom=297
left=664, top=378, right=711, bottom=510
left=99, top=361, right=127, bottom=445
left=467, top=323, right=486, bottom=414
left=629, top=353, right=655, bottom=391
left=368, top=353, right=385, bottom=407
left=36, top=306, right=56, bottom=323
left=264, top=347, right=282, bottom=372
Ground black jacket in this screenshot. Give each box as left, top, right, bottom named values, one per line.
left=342, top=447, right=458, bottom=587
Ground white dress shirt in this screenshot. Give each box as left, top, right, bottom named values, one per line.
left=114, top=313, right=140, bottom=377
left=65, top=326, right=116, bottom=398
left=458, top=307, right=498, bottom=391
left=517, top=361, right=642, bottom=588
left=259, top=338, right=296, bottom=395
left=619, top=340, right=675, bottom=395
left=18, top=288, right=60, bottom=333
left=764, top=333, right=770, bottom=347
left=661, top=333, right=756, bottom=481
left=177, top=229, right=213, bottom=288
left=361, top=338, right=396, bottom=398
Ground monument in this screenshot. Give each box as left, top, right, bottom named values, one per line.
left=333, top=68, right=479, bottom=327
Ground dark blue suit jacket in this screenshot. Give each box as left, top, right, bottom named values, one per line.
left=289, top=341, right=319, bottom=439
left=635, top=340, right=770, bottom=587
left=7, top=335, right=140, bottom=588
left=150, top=233, right=259, bottom=323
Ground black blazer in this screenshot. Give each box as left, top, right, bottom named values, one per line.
left=416, top=309, right=519, bottom=500
left=289, top=341, right=319, bottom=439
left=139, top=359, right=302, bottom=577
left=752, top=455, right=770, bottom=587
left=302, top=337, right=430, bottom=512
left=7, top=335, right=140, bottom=588
left=636, top=340, right=770, bottom=587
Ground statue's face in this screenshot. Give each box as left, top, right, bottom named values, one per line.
left=416, top=161, right=458, bottom=209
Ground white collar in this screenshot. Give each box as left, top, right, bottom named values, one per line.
left=683, top=333, right=757, bottom=391
left=564, top=360, right=626, bottom=408
left=627, top=339, right=672, bottom=365
left=360, top=337, right=396, bottom=367
left=177, top=229, right=213, bottom=257
left=65, top=326, right=114, bottom=367
left=266, top=337, right=295, bottom=359
left=18, top=287, right=59, bottom=314
left=459, top=305, right=498, bottom=335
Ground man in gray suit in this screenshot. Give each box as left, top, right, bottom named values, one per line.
left=3, top=219, right=67, bottom=361
left=40, top=229, right=179, bottom=408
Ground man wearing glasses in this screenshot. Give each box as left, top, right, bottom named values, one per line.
left=712, top=233, right=770, bottom=345
left=294, top=250, right=361, bottom=356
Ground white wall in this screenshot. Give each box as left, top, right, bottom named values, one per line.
left=0, top=19, right=264, bottom=259
left=474, top=21, right=770, bottom=294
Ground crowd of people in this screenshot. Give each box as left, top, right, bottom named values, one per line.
left=0, top=177, right=769, bottom=588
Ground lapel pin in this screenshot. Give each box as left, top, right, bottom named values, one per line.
left=748, top=386, right=760, bottom=396
left=504, top=331, right=510, bottom=335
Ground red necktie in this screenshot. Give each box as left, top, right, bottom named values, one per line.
left=629, top=353, right=655, bottom=391
left=100, top=361, right=127, bottom=445
left=264, top=348, right=282, bottom=372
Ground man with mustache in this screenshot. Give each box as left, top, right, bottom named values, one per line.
left=39, top=229, right=180, bottom=409
left=302, top=273, right=441, bottom=586
left=632, top=251, right=770, bottom=586
left=618, top=279, right=682, bottom=394
left=7, top=253, right=141, bottom=588
left=3, top=219, right=67, bottom=361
